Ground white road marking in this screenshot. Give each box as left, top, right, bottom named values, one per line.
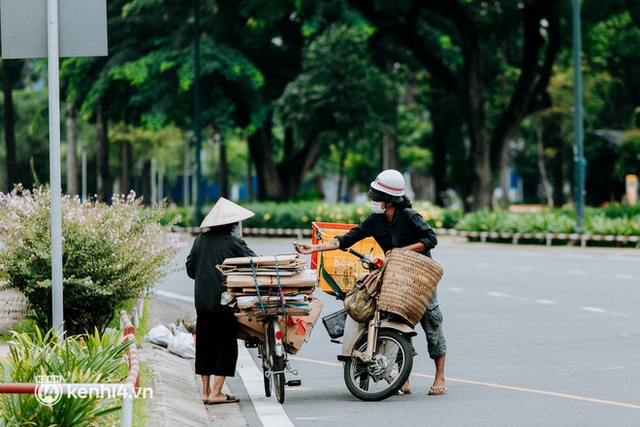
left=486, top=292, right=528, bottom=301
left=581, top=307, right=630, bottom=317
left=447, top=287, right=465, bottom=292
left=615, top=274, right=634, bottom=279
left=237, top=345, right=295, bottom=427
left=535, top=299, right=557, bottom=305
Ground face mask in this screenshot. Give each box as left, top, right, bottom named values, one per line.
left=370, top=201, right=386, bottom=214
left=231, top=224, right=242, bottom=237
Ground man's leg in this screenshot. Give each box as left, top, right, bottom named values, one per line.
left=420, top=305, right=447, bottom=395
left=430, top=354, right=446, bottom=394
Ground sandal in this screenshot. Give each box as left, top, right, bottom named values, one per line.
left=428, top=386, right=447, bottom=396
left=204, top=394, right=239, bottom=405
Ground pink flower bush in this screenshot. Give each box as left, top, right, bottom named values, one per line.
left=0, top=185, right=186, bottom=333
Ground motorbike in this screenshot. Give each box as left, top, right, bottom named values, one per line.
left=332, top=249, right=416, bottom=401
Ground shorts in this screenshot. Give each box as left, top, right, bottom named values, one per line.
left=419, top=304, right=447, bottom=360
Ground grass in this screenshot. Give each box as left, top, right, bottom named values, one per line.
left=132, top=362, right=151, bottom=426
left=0, top=316, right=36, bottom=344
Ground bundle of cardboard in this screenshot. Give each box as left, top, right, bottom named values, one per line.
left=217, top=253, right=323, bottom=354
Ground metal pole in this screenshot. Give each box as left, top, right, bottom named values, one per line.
left=81, top=141, right=87, bottom=202
left=572, top=0, right=585, bottom=232
left=193, top=0, right=203, bottom=225
left=47, top=0, right=64, bottom=338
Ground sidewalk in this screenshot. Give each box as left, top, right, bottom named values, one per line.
left=142, top=298, right=248, bottom=427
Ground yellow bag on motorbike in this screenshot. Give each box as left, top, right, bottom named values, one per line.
left=343, top=270, right=383, bottom=323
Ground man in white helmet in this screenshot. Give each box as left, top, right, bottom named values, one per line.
left=296, top=169, right=447, bottom=396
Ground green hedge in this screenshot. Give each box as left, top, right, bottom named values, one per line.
left=164, top=201, right=639, bottom=246
left=163, top=201, right=461, bottom=230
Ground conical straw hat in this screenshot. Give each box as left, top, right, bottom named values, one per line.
left=200, top=197, right=255, bottom=228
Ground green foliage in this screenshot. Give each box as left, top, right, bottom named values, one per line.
left=0, top=327, right=131, bottom=426
left=600, top=200, right=640, bottom=218
left=276, top=23, right=393, bottom=144
left=0, top=185, right=185, bottom=335
left=616, top=131, right=640, bottom=180
left=455, top=209, right=640, bottom=239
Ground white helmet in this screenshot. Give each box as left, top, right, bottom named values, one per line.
left=370, top=169, right=405, bottom=197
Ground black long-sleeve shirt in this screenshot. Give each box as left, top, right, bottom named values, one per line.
left=337, top=207, right=437, bottom=257
left=336, top=207, right=439, bottom=309
left=186, top=229, right=257, bottom=312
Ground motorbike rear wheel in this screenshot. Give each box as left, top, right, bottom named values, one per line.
left=343, top=329, right=413, bottom=401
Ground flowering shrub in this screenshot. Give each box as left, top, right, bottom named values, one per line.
left=0, top=185, right=185, bottom=334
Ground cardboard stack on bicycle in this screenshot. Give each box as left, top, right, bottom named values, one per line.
left=217, top=254, right=323, bottom=354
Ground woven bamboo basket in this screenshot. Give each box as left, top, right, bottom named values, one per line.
left=378, top=248, right=444, bottom=326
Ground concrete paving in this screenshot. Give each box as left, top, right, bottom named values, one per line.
left=142, top=297, right=249, bottom=427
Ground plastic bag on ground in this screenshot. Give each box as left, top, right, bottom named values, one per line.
left=168, top=330, right=196, bottom=359
left=144, top=324, right=173, bottom=348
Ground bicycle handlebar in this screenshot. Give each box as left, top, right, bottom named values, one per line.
left=348, top=248, right=366, bottom=259
left=348, top=248, right=383, bottom=269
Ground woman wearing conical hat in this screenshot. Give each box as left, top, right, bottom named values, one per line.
left=186, top=197, right=257, bottom=405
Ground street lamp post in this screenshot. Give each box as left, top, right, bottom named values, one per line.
left=193, top=0, right=203, bottom=225
left=572, top=0, right=586, bottom=233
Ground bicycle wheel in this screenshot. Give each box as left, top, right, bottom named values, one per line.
left=343, top=329, right=413, bottom=401
left=259, top=341, right=271, bottom=397
left=266, top=320, right=286, bottom=403
left=273, top=352, right=286, bottom=403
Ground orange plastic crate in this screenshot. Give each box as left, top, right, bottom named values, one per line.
left=311, top=222, right=383, bottom=296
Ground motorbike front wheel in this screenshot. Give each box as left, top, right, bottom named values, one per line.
left=343, top=329, right=413, bottom=401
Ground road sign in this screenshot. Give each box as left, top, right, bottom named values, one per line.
left=1, top=0, right=107, bottom=59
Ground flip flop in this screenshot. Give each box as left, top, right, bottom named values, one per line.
left=204, top=394, right=239, bottom=405
left=428, top=386, right=447, bottom=396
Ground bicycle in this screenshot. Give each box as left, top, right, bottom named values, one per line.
left=257, top=313, right=290, bottom=403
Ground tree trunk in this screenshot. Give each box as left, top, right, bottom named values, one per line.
left=120, top=141, right=132, bottom=194
left=247, top=124, right=280, bottom=200
left=140, top=159, right=151, bottom=204
left=65, top=100, right=79, bottom=196
left=536, top=119, right=553, bottom=206
left=381, top=126, right=400, bottom=171
left=219, top=138, right=229, bottom=199
left=430, top=90, right=466, bottom=207
left=336, top=140, right=349, bottom=202
left=2, top=60, right=17, bottom=193
left=246, top=146, right=254, bottom=201
left=544, top=112, right=565, bottom=208
left=247, top=115, right=324, bottom=201
left=95, top=97, right=110, bottom=202
left=465, top=43, right=493, bottom=211
left=410, top=170, right=435, bottom=202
